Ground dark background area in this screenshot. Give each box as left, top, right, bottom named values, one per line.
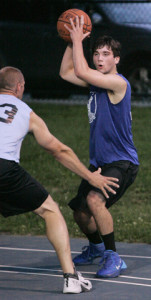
left=0, top=0, right=151, bottom=99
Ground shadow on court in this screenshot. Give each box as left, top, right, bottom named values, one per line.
left=0, top=235, right=151, bottom=300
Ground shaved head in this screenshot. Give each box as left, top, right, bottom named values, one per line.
left=0, top=66, right=24, bottom=90
left=0, top=66, right=25, bottom=99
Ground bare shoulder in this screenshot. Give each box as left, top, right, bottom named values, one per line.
left=108, top=75, right=127, bottom=104
left=29, top=111, right=46, bottom=132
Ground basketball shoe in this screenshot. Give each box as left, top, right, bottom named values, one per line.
left=96, top=250, right=127, bottom=278
left=63, top=271, right=92, bottom=294
left=73, top=242, right=105, bottom=265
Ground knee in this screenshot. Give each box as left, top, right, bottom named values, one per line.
left=87, top=191, right=105, bottom=211
left=34, top=195, right=60, bottom=218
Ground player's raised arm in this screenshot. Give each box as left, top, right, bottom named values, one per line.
left=58, top=10, right=90, bottom=87
left=29, top=111, right=119, bottom=198
left=60, top=43, right=88, bottom=87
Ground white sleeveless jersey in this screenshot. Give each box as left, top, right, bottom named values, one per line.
left=0, top=94, right=32, bottom=162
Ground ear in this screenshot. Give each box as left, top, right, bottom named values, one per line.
left=17, top=82, right=21, bottom=90
left=115, top=56, right=120, bottom=65
left=14, top=82, right=21, bottom=96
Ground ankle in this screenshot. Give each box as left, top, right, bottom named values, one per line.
left=90, top=241, right=104, bottom=246
left=86, top=231, right=102, bottom=244
left=63, top=272, right=78, bottom=279
left=101, top=232, right=116, bottom=252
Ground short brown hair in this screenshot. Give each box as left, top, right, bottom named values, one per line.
left=92, top=35, right=121, bottom=57
left=0, top=66, right=24, bottom=90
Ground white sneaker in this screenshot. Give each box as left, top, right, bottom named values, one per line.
left=63, top=271, right=92, bottom=294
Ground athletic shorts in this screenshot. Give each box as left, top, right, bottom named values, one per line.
left=68, top=160, right=139, bottom=211
left=0, top=158, right=49, bottom=217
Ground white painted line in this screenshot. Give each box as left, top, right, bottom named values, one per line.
left=0, top=268, right=151, bottom=288
left=1, top=265, right=151, bottom=283
left=0, top=264, right=62, bottom=273
left=0, top=269, right=63, bottom=278
left=81, top=270, right=151, bottom=281
left=0, top=247, right=151, bottom=259
left=0, top=247, right=51, bottom=253
left=90, top=278, right=151, bottom=288
left=121, top=275, right=151, bottom=281
left=121, top=254, right=151, bottom=259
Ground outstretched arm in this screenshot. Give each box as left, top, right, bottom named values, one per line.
left=29, top=111, right=119, bottom=198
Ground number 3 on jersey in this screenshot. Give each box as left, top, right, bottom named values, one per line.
left=0, top=104, right=18, bottom=123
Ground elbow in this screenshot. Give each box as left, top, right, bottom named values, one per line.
left=59, top=69, right=64, bottom=79
left=75, top=66, right=88, bottom=80
left=50, top=149, right=61, bottom=162
left=59, top=70, right=68, bottom=81
left=50, top=146, right=61, bottom=159
left=52, top=145, right=71, bottom=161
left=74, top=64, right=82, bottom=77
left=75, top=68, right=82, bottom=79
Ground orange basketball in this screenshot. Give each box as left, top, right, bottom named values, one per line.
left=57, top=9, right=92, bottom=43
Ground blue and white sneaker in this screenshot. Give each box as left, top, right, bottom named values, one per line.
left=96, top=250, right=127, bottom=278
left=73, top=242, right=105, bottom=265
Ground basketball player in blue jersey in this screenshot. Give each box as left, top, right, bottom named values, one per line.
left=0, top=66, right=119, bottom=293
left=59, top=16, right=139, bottom=278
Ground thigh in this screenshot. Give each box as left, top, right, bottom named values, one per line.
left=101, top=161, right=139, bottom=208
left=68, top=161, right=139, bottom=211
left=68, top=165, right=97, bottom=212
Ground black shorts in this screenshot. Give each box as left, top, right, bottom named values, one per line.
left=68, top=160, right=139, bottom=211
left=0, top=158, right=49, bottom=217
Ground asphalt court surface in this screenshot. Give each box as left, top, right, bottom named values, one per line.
left=0, top=235, right=151, bottom=299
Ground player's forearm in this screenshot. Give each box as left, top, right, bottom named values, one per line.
left=60, top=44, right=74, bottom=78
left=51, top=143, right=120, bottom=197
left=54, top=147, right=92, bottom=182
left=72, top=40, right=89, bottom=78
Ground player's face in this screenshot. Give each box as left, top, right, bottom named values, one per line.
left=93, top=45, right=119, bottom=74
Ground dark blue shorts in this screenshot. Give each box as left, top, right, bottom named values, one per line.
left=0, top=158, right=49, bottom=217
left=68, top=160, right=139, bottom=211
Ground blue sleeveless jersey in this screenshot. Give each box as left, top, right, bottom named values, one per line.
left=87, top=74, right=139, bottom=167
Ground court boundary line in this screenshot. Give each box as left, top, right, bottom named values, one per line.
left=1, top=264, right=151, bottom=281
left=0, top=264, right=151, bottom=287
left=0, top=265, right=151, bottom=288
left=0, top=246, right=151, bottom=259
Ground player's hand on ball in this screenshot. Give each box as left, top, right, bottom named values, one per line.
left=65, top=15, right=91, bottom=42
left=57, top=9, right=92, bottom=43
